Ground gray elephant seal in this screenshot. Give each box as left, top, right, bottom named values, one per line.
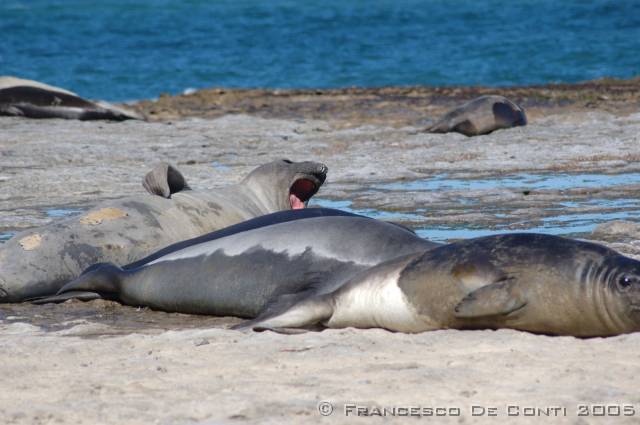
left=0, top=159, right=327, bottom=302
left=43, top=226, right=640, bottom=336
left=0, top=76, right=143, bottom=121
left=427, top=95, right=527, bottom=137
left=246, top=233, right=640, bottom=337
left=34, top=209, right=439, bottom=317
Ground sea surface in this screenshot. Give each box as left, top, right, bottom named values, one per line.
left=1, top=0, right=639, bottom=101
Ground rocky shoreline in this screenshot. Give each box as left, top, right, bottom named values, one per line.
left=134, top=77, right=640, bottom=126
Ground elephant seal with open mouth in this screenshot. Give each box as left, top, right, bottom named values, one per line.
left=0, top=159, right=327, bottom=302
left=0, top=76, right=143, bottom=121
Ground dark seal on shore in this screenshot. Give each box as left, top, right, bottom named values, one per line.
left=0, top=76, right=144, bottom=121
left=242, top=233, right=640, bottom=337
left=34, top=209, right=439, bottom=318
left=35, top=222, right=640, bottom=337
left=427, top=95, right=527, bottom=137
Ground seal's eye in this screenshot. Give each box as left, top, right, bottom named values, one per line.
left=282, top=159, right=293, bottom=164
left=619, top=276, right=634, bottom=288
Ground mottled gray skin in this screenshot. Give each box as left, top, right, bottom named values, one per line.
left=251, top=233, right=640, bottom=337
left=427, top=95, right=527, bottom=137
left=37, top=213, right=439, bottom=318
left=0, top=159, right=327, bottom=302
left=0, top=76, right=143, bottom=121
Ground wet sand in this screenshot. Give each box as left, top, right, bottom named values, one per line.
left=2, top=79, right=640, bottom=424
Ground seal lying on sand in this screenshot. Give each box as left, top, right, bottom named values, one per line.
left=0, top=76, right=143, bottom=121
left=0, top=159, right=327, bottom=302
left=245, top=233, right=640, bottom=337
left=34, top=209, right=439, bottom=315
left=40, top=231, right=640, bottom=337
left=427, top=95, right=527, bottom=137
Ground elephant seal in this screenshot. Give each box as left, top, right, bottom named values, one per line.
left=0, top=76, right=143, bottom=121
left=427, top=95, right=527, bottom=137
left=45, top=226, right=640, bottom=337
left=34, top=209, right=440, bottom=317
left=245, top=233, right=640, bottom=337
left=0, top=159, right=327, bottom=302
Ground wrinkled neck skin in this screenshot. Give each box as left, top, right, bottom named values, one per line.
left=238, top=175, right=290, bottom=213
left=570, top=258, right=638, bottom=336
left=497, top=258, right=638, bottom=337
left=169, top=182, right=284, bottom=227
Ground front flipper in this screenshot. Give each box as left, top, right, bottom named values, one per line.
left=142, top=162, right=189, bottom=198
left=233, top=293, right=334, bottom=332
left=250, top=325, right=325, bottom=335
left=454, top=277, right=527, bottom=318
left=451, top=259, right=509, bottom=292
left=451, top=119, right=477, bottom=137
left=31, top=291, right=103, bottom=305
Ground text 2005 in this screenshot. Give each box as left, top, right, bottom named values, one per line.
left=577, top=405, right=635, bottom=417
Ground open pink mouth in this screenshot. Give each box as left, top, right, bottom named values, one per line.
left=289, top=179, right=317, bottom=209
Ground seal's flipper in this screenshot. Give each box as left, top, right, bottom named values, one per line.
left=31, top=290, right=104, bottom=305
left=454, top=277, right=527, bottom=318
left=234, top=294, right=334, bottom=332
left=251, top=326, right=323, bottom=335
left=451, top=119, right=476, bottom=137
left=142, top=162, right=189, bottom=198
left=0, top=104, right=24, bottom=116
left=451, top=259, right=508, bottom=292
left=35, top=263, right=125, bottom=306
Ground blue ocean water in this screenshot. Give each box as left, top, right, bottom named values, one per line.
left=1, top=0, right=639, bottom=101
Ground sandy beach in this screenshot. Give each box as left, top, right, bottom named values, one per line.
left=2, top=81, right=640, bottom=424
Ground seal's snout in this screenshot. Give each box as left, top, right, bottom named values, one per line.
left=313, top=163, right=328, bottom=183
left=513, top=108, right=527, bottom=126
left=288, top=162, right=328, bottom=209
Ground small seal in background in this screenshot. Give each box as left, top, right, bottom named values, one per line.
left=0, top=76, right=144, bottom=121
left=427, top=95, right=527, bottom=136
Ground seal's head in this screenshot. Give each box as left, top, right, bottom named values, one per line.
left=492, top=98, right=527, bottom=128
left=603, top=255, right=640, bottom=329
left=241, top=159, right=328, bottom=212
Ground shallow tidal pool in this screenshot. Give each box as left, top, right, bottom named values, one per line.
left=312, top=171, right=640, bottom=242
